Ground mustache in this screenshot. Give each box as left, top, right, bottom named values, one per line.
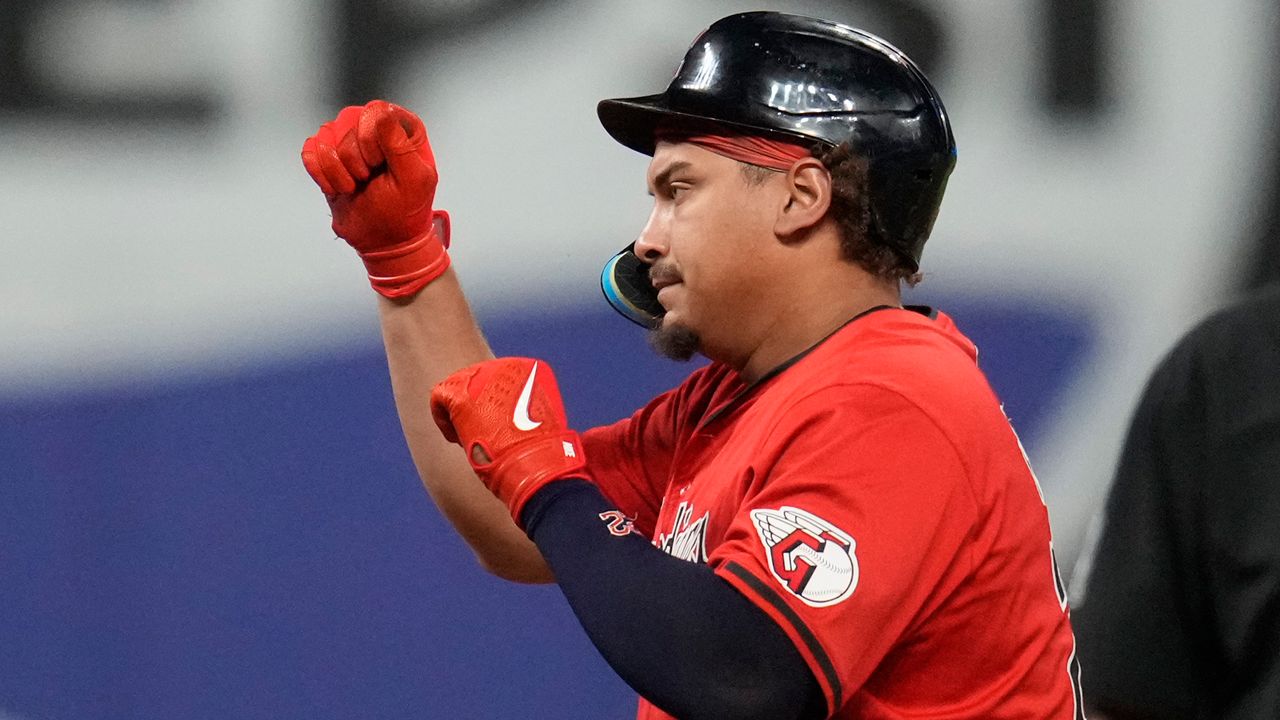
left=648, top=263, right=682, bottom=287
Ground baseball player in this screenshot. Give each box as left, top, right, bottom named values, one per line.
left=302, top=12, right=1084, bottom=719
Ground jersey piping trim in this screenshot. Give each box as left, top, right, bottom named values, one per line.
left=905, top=303, right=938, bottom=320
left=721, top=561, right=842, bottom=713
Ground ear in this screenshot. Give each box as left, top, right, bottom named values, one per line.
left=774, top=158, right=833, bottom=238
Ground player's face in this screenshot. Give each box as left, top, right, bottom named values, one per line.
left=635, top=141, right=783, bottom=364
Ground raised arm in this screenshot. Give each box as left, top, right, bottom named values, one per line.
left=378, top=277, right=553, bottom=582
left=301, top=100, right=552, bottom=583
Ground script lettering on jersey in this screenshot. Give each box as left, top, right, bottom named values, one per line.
left=598, top=510, right=635, bottom=537
left=656, top=501, right=709, bottom=563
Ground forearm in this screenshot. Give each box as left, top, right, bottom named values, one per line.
left=300, top=102, right=553, bottom=582
left=378, top=269, right=553, bottom=583
left=522, top=481, right=824, bottom=720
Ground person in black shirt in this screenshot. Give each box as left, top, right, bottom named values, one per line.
left=1074, top=282, right=1280, bottom=719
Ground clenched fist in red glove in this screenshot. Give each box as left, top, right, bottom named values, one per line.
left=301, top=100, right=451, bottom=298
left=431, top=358, right=588, bottom=527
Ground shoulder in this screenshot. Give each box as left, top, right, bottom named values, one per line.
left=1145, top=283, right=1280, bottom=404
left=746, top=379, right=985, bottom=536
left=1196, top=282, right=1280, bottom=336
left=755, top=308, right=1026, bottom=488
left=1150, top=282, right=1280, bottom=450
left=1161, top=282, right=1278, bottom=360
left=763, top=380, right=961, bottom=456
left=1171, top=283, right=1280, bottom=366
left=786, top=307, right=1002, bottom=426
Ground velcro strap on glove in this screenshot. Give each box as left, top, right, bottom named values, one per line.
left=472, top=431, right=587, bottom=526
left=359, top=210, right=452, bottom=298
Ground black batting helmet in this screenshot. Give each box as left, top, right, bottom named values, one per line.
left=599, top=11, right=955, bottom=268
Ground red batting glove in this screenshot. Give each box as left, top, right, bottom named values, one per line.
left=300, top=100, right=451, bottom=298
left=430, top=358, right=588, bottom=527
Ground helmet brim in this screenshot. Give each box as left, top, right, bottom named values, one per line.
left=597, top=94, right=824, bottom=157
left=597, top=95, right=670, bottom=156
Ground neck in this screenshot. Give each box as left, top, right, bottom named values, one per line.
left=733, top=265, right=901, bottom=384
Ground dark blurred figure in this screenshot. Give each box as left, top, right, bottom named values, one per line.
left=1074, top=282, right=1280, bottom=719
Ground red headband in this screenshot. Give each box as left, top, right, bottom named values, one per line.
left=655, top=122, right=811, bottom=170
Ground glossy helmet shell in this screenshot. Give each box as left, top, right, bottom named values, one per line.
left=597, top=11, right=956, bottom=269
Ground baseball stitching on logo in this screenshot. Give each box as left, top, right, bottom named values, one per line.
left=751, top=506, right=859, bottom=607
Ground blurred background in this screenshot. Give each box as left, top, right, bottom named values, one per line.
left=1, top=0, right=1277, bottom=718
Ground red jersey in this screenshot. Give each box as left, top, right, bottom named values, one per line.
left=582, top=307, right=1083, bottom=719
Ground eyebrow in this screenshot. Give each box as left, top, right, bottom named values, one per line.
left=647, top=160, right=692, bottom=196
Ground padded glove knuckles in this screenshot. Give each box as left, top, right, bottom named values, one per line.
left=301, top=100, right=451, bottom=298
left=430, top=358, right=588, bottom=526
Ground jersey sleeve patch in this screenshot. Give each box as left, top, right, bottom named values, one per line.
left=751, top=506, right=859, bottom=607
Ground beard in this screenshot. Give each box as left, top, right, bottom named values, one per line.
left=647, top=320, right=701, bottom=361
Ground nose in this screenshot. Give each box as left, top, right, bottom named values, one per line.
left=632, top=207, right=668, bottom=264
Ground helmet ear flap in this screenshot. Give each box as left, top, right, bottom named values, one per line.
left=601, top=244, right=664, bottom=328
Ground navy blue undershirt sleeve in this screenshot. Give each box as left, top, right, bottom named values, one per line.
left=521, top=479, right=825, bottom=720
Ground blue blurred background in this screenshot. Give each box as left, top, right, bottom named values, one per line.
left=1, top=1, right=1277, bottom=718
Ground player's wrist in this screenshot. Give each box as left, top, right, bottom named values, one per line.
left=484, top=431, right=588, bottom=525
left=357, top=210, right=452, bottom=298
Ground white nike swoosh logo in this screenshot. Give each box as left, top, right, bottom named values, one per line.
left=513, top=362, right=542, bottom=431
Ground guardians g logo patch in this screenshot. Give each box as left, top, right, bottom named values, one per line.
left=750, top=506, right=858, bottom=607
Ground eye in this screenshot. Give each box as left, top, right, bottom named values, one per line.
left=668, top=182, right=691, bottom=200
